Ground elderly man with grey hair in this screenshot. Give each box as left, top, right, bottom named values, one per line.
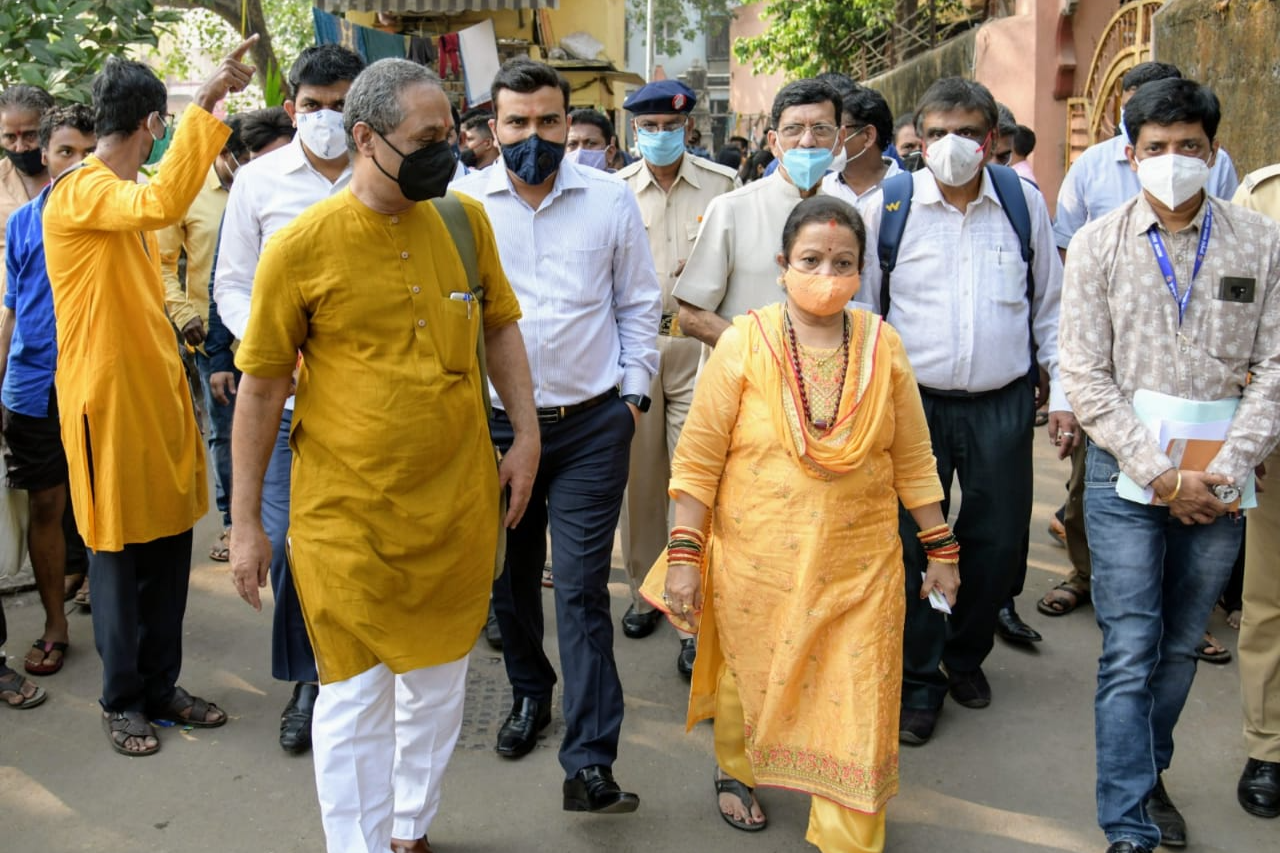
left=230, top=58, right=540, bottom=853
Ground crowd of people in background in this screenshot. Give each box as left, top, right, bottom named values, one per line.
left=1, top=32, right=1279, bottom=853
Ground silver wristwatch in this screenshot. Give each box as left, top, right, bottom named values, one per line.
left=1211, top=483, right=1241, bottom=504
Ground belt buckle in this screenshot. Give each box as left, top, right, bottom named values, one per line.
left=557, top=405, right=567, bottom=422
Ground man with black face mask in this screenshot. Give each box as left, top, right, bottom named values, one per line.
left=214, top=43, right=366, bottom=757
left=232, top=58, right=538, bottom=853
left=1, top=85, right=55, bottom=303
left=453, top=57, right=660, bottom=816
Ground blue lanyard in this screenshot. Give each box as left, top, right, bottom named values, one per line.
left=1147, top=205, right=1212, bottom=326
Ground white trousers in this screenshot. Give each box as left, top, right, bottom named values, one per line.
left=312, top=657, right=469, bottom=852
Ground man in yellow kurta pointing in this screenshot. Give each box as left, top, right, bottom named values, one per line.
left=42, top=40, right=258, bottom=757
left=230, top=58, right=539, bottom=853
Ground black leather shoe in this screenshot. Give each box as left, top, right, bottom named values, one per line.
left=563, top=765, right=640, bottom=813
left=1105, top=843, right=1151, bottom=853
left=484, top=603, right=503, bottom=651
left=279, top=682, right=318, bottom=755
left=995, top=602, right=1043, bottom=645
left=495, top=696, right=550, bottom=759
left=621, top=604, right=662, bottom=639
left=947, top=667, right=992, bottom=708
left=899, top=706, right=939, bottom=746
left=1238, top=758, right=1280, bottom=818
left=677, top=638, right=696, bottom=679
left=1145, top=774, right=1186, bottom=847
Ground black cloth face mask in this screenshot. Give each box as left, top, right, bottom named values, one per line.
left=4, top=147, right=45, bottom=177
left=373, top=132, right=456, bottom=202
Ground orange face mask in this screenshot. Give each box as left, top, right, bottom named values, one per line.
left=782, top=266, right=861, bottom=315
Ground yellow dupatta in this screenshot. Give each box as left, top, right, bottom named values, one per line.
left=748, top=302, right=892, bottom=477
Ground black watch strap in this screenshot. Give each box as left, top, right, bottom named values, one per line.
left=621, top=393, right=651, bottom=413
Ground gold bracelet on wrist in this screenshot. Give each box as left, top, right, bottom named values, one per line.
left=1158, top=470, right=1182, bottom=504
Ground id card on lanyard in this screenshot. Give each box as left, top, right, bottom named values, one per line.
left=1147, top=204, right=1212, bottom=326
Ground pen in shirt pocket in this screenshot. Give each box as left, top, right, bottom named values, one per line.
left=449, top=291, right=474, bottom=319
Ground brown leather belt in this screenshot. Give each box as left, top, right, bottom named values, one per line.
left=658, top=311, right=685, bottom=337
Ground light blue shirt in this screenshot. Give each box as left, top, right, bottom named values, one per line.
left=1053, top=133, right=1239, bottom=251
left=452, top=158, right=661, bottom=409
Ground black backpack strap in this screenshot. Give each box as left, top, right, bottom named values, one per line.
left=876, top=171, right=914, bottom=320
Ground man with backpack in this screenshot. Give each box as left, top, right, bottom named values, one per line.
left=858, top=78, right=1077, bottom=746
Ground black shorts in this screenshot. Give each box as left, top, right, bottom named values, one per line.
left=2, top=389, right=69, bottom=493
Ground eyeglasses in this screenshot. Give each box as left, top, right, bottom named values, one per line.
left=777, top=123, right=839, bottom=143
left=637, top=120, right=686, bottom=134
left=151, top=111, right=175, bottom=134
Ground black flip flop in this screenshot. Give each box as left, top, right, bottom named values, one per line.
left=715, top=771, right=767, bottom=832
left=1196, top=637, right=1232, bottom=664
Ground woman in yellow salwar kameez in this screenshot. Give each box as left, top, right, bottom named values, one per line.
left=646, top=197, right=959, bottom=852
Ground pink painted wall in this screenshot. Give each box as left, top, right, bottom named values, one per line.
left=729, top=2, right=786, bottom=143
left=973, top=0, right=1128, bottom=212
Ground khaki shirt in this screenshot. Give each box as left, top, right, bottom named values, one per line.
left=1060, top=193, right=1280, bottom=488
left=158, top=167, right=229, bottom=334
left=616, top=154, right=738, bottom=312
left=0, top=158, right=38, bottom=300
left=1233, top=163, right=1280, bottom=223
left=673, top=171, right=816, bottom=322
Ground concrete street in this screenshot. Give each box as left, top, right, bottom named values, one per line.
left=1, top=436, right=1271, bottom=853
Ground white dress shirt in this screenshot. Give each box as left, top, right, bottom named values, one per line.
left=1053, top=133, right=1239, bottom=251
left=451, top=158, right=661, bottom=409
left=859, top=167, right=1069, bottom=411
left=213, top=137, right=351, bottom=411
left=820, top=156, right=902, bottom=214
left=214, top=136, right=352, bottom=339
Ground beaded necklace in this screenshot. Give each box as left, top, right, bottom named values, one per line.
left=784, top=309, right=850, bottom=432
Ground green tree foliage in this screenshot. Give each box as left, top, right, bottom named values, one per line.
left=158, top=0, right=311, bottom=107
left=0, top=0, right=180, bottom=102
left=732, top=0, right=895, bottom=80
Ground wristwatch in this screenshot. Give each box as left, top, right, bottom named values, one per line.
left=621, top=394, right=652, bottom=413
left=1212, top=483, right=1241, bottom=504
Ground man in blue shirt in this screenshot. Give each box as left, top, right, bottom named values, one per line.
left=0, top=104, right=96, bottom=677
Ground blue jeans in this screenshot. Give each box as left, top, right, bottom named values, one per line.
left=195, top=353, right=238, bottom=528
left=263, top=407, right=317, bottom=683
left=1085, top=443, right=1240, bottom=848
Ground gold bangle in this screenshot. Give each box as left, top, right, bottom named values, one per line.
left=1159, top=470, right=1182, bottom=504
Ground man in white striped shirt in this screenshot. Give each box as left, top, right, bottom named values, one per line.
left=452, top=57, right=661, bottom=815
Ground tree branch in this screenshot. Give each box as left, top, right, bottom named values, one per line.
left=160, top=0, right=291, bottom=99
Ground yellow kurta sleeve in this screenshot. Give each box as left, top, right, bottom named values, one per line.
left=884, top=326, right=944, bottom=509
left=51, top=107, right=229, bottom=233
left=157, top=213, right=199, bottom=331
left=235, top=223, right=307, bottom=379
left=669, top=320, right=748, bottom=508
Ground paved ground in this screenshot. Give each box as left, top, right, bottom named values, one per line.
left=1, top=437, right=1271, bottom=853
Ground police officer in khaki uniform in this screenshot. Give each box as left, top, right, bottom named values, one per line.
left=1231, top=162, right=1280, bottom=819
left=615, top=81, right=738, bottom=677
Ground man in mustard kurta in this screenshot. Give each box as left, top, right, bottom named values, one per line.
left=230, top=59, right=538, bottom=853
left=41, top=44, right=257, bottom=757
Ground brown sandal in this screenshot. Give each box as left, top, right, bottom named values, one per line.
left=209, top=528, right=230, bottom=562
left=102, top=710, right=160, bottom=755
left=151, top=686, right=227, bottom=728
left=23, top=640, right=68, bottom=676
left=0, top=665, right=48, bottom=709
left=1037, top=582, right=1089, bottom=617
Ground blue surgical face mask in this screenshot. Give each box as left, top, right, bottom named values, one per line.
left=781, top=144, right=835, bottom=191
left=565, top=148, right=609, bottom=171
left=501, top=134, right=564, bottom=185
left=636, top=127, right=686, bottom=167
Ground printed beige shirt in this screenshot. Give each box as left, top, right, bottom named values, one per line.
left=1060, top=193, right=1280, bottom=488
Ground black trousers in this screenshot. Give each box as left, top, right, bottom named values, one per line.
left=489, top=395, right=634, bottom=778
left=90, top=529, right=194, bottom=714
left=901, top=381, right=1034, bottom=710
